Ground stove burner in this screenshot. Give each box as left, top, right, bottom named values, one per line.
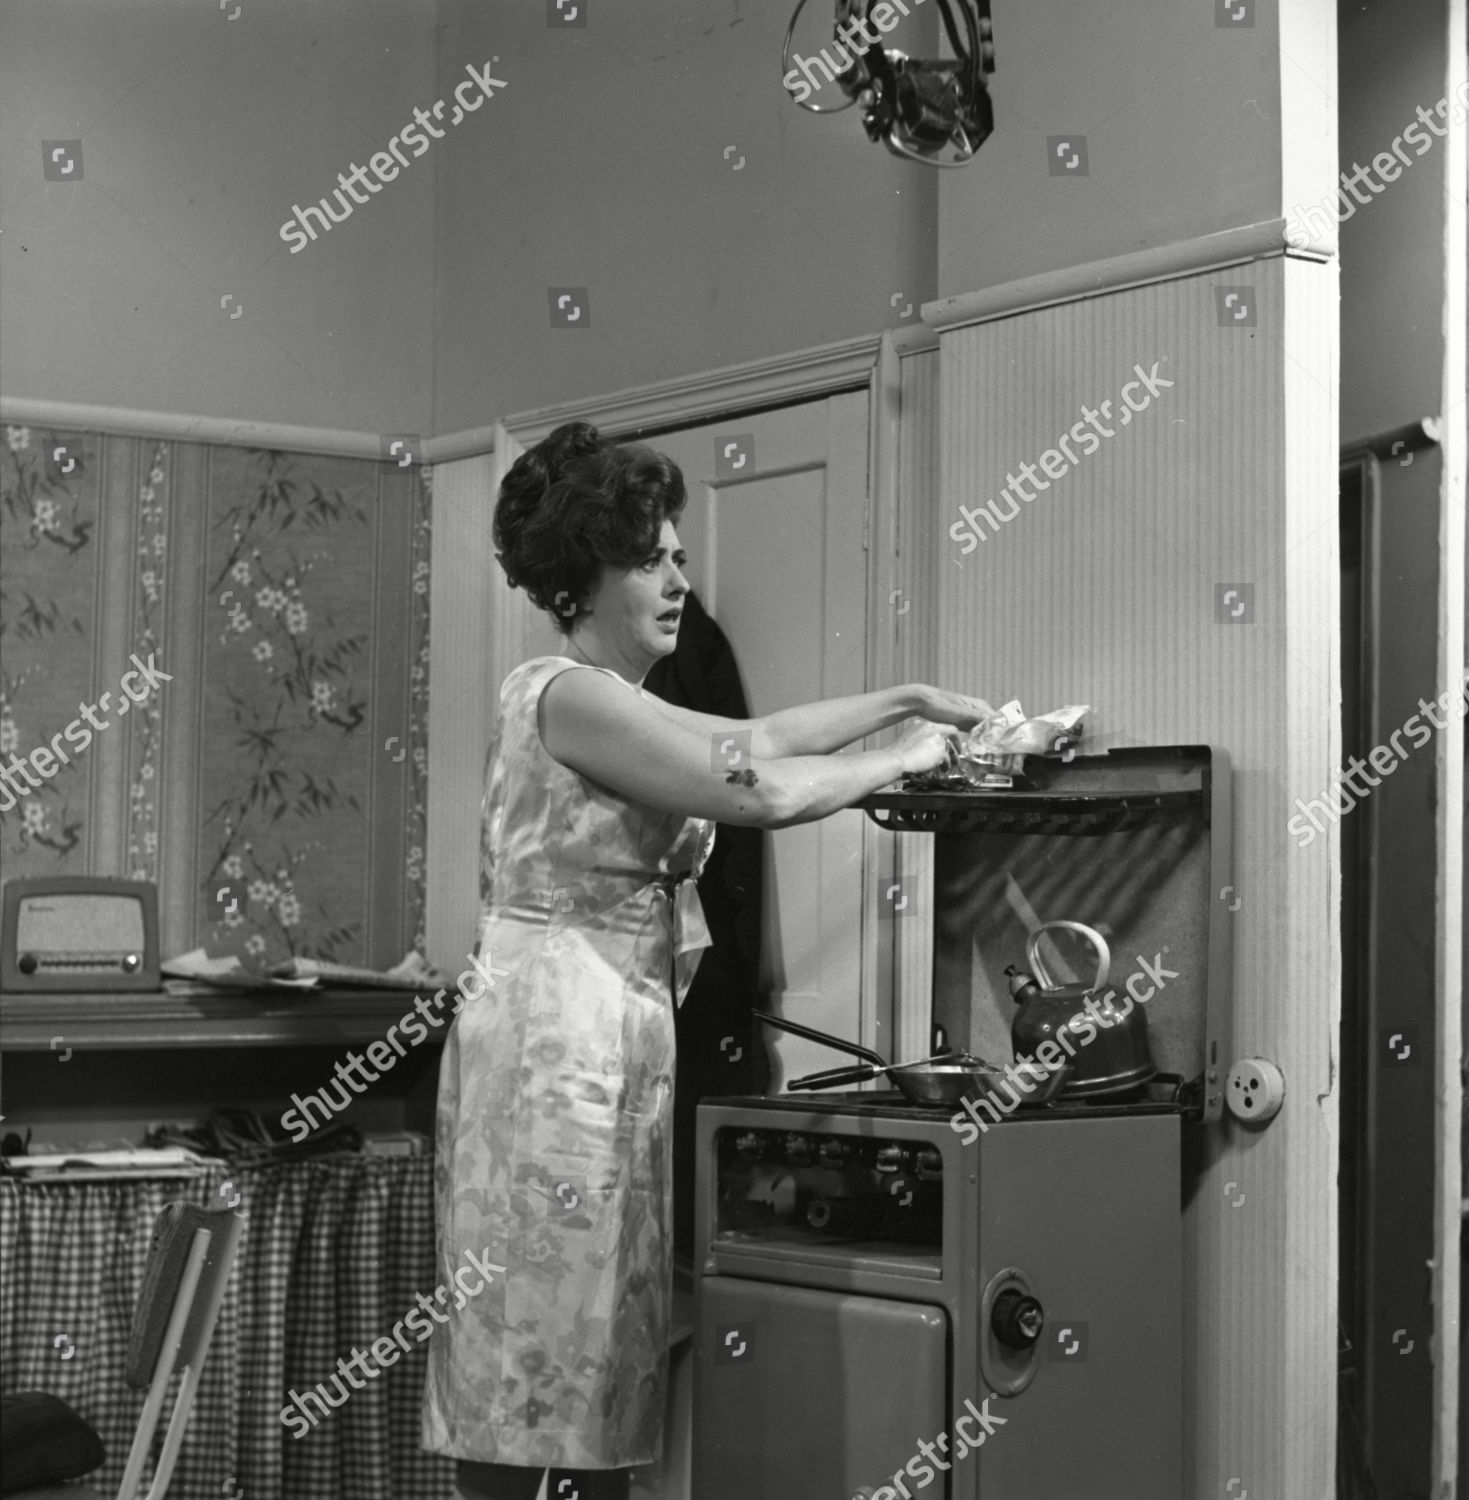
left=736, top=1073, right=1191, bottom=1122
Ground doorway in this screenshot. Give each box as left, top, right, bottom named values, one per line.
left=1337, top=434, right=1445, bottom=1498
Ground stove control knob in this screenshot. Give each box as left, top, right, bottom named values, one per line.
left=783, top=1133, right=815, bottom=1164
left=991, top=1289, right=1044, bottom=1349
left=915, top=1147, right=942, bottom=1176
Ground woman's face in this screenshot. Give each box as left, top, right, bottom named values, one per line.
left=576, top=518, right=690, bottom=672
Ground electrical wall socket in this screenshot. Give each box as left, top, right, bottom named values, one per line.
left=1225, top=1057, right=1285, bottom=1124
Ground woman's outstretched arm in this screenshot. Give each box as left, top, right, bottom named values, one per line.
left=758, top=684, right=994, bottom=756
left=646, top=683, right=994, bottom=758
left=538, top=667, right=959, bottom=830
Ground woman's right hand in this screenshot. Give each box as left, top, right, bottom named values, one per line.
left=910, top=685, right=997, bottom=732
left=893, top=719, right=961, bottom=776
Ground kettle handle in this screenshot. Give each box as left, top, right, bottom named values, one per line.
left=1026, top=920, right=1111, bottom=993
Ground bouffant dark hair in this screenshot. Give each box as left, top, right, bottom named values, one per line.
left=493, top=421, right=687, bottom=633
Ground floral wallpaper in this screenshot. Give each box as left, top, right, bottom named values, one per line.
left=0, top=425, right=430, bottom=968
left=0, top=424, right=95, bottom=860
left=127, top=441, right=169, bottom=883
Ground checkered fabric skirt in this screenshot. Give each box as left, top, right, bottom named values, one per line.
left=0, top=1155, right=454, bottom=1500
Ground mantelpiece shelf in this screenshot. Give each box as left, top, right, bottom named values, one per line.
left=0, top=989, right=449, bottom=1051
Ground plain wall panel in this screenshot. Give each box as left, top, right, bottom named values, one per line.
left=1338, top=0, right=1454, bottom=444
left=936, top=0, right=1282, bottom=300
left=428, top=0, right=939, bottom=433
left=0, top=0, right=439, bottom=434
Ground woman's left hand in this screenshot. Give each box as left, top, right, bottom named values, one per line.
left=911, top=685, right=997, bottom=732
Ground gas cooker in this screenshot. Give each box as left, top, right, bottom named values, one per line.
left=691, top=748, right=1225, bottom=1498
left=693, top=1091, right=1185, bottom=1499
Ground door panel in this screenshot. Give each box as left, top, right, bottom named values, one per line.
left=976, top=1115, right=1183, bottom=1500
left=694, top=1278, right=950, bottom=1500
left=652, top=395, right=871, bottom=1084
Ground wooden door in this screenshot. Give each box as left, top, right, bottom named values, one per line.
left=634, top=395, right=872, bottom=1085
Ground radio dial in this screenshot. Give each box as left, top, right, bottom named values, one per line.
left=122, top=953, right=141, bottom=973
left=18, top=952, right=37, bottom=975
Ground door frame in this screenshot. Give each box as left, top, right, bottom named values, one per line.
left=1336, top=417, right=1460, bottom=1496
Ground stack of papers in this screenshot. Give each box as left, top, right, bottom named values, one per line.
left=161, top=949, right=316, bottom=995
left=269, top=953, right=444, bottom=990
left=3, top=1147, right=216, bottom=1183
left=160, top=949, right=442, bottom=996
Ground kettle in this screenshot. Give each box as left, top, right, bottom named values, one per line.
left=1005, top=919, right=1158, bottom=1098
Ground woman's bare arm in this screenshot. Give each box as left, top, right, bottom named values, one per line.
left=539, top=668, right=952, bottom=829
left=645, top=684, right=993, bottom=757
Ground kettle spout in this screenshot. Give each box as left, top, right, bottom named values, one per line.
left=1005, top=964, right=1041, bottom=1004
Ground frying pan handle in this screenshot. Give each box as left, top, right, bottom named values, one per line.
left=751, top=1008, right=887, bottom=1069
left=1026, top=921, right=1110, bottom=993
left=787, top=1064, right=881, bottom=1091
left=791, top=1062, right=881, bottom=1089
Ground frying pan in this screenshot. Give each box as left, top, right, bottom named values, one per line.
left=751, top=1008, right=1070, bottom=1109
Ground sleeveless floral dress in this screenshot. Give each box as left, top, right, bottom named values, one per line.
left=421, top=657, right=714, bottom=1469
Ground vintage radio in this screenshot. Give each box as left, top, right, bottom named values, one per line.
left=1, top=877, right=161, bottom=993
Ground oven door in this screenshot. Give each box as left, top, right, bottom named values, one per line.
left=694, top=1277, right=950, bottom=1499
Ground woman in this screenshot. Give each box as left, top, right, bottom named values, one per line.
left=421, top=421, right=993, bottom=1500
